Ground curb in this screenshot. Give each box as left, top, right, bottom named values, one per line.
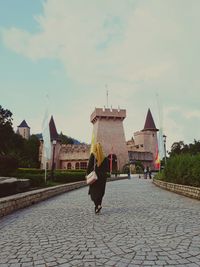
left=0, top=176, right=128, bottom=217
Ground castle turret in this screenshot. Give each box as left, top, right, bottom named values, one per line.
left=142, top=108, right=158, bottom=132
left=133, top=108, right=159, bottom=169
left=91, top=107, right=128, bottom=171
left=17, top=120, right=30, bottom=140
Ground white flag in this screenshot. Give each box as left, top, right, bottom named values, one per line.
left=42, top=109, right=51, bottom=161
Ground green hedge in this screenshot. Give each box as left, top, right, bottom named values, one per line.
left=158, top=154, right=200, bottom=187
left=53, top=171, right=85, bottom=183
left=13, top=168, right=86, bottom=187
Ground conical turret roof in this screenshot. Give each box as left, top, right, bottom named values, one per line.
left=49, top=116, right=59, bottom=141
left=18, top=120, right=30, bottom=128
left=142, top=109, right=158, bottom=131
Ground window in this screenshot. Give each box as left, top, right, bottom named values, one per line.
left=80, top=162, right=87, bottom=169
left=67, top=162, right=72, bottom=169
left=75, top=162, right=80, bottom=169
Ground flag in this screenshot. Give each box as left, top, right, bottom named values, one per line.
left=42, top=109, right=51, bottom=161
left=154, top=143, right=161, bottom=170
left=90, top=129, right=96, bottom=153
left=158, top=128, right=164, bottom=161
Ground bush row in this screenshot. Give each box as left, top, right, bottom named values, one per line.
left=14, top=169, right=86, bottom=187
left=158, top=154, right=200, bottom=187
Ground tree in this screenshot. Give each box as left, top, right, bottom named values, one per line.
left=59, top=132, right=74, bottom=145
left=0, top=105, right=14, bottom=154
left=169, top=140, right=200, bottom=157
left=22, top=135, right=40, bottom=168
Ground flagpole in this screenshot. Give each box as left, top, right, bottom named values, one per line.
left=105, top=84, right=108, bottom=108
left=42, top=93, right=51, bottom=184
left=44, top=160, right=47, bottom=184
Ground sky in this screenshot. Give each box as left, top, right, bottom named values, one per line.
left=1, top=0, right=200, bottom=153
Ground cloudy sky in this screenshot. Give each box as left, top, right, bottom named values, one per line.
left=1, top=0, right=200, bottom=152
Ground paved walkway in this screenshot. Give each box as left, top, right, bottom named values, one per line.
left=0, top=177, right=200, bottom=267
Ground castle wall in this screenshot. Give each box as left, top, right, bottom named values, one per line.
left=91, top=108, right=128, bottom=170
left=58, top=144, right=90, bottom=170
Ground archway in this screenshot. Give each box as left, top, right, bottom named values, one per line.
left=107, top=154, right=117, bottom=173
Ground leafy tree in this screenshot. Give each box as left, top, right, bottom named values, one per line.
left=0, top=105, right=14, bottom=154
left=59, top=132, right=74, bottom=145
left=0, top=105, right=40, bottom=168
left=169, top=140, right=200, bottom=157
left=21, top=135, right=40, bottom=168
left=169, top=141, right=185, bottom=156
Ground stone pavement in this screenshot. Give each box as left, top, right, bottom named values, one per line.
left=0, top=176, right=200, bottom=267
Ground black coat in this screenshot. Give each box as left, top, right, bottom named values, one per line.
left=86, top=153, right=109, bottom=203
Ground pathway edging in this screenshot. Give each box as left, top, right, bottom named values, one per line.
left=0, top=176, right=128, bottom=217
left=153, top=178, right=200, bottom=200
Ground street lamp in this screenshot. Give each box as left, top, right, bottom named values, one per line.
left=51, top=140, right=57, bottom=181
left=163, top=134, right=167, bottom=165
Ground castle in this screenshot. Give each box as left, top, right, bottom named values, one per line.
left=17, top=108, right=159, bottom=171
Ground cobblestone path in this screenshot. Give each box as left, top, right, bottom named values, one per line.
left=0, top=177, right=200, bottom=267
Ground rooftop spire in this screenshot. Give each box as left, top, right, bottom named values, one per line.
left=18, top=120, right=30, bottom=128
left=49, top=116, right=58, bottom=141
left=142, top=108, right=158, bottom=132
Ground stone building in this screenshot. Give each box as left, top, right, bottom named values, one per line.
left=39, top=116, right=90, bottom=171
left=17, top=120, right=30, bottom=140
left=127, top=108, right=159, bottom=170
left=39, top=107, right=159, bottom=171
left=91, top=107, right=128, bottom=171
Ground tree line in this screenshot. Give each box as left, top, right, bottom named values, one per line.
left=0, top=105, right=79, bottom=175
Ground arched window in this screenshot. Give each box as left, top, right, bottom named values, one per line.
left=80, top=162, right=87, bottom=169
left=67, top=162, right=72, bottom=170
left=75, top=162, right=80, bottom=169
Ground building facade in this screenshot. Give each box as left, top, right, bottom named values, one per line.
left=90, top=107, right=128, bottom=171
left=127, top=108, right=159, bottom=170
left=39, top=108, right=159, bottom=171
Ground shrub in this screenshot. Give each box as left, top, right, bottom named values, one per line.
left=14, top=168, right=86, bottom=187
left=21, top=173, right=45, bottom=187
left=53, top=171, right=86, bottom=183
left=0, top=155, right=18, bottom=176
left=160, top=154, right=200, bottom=187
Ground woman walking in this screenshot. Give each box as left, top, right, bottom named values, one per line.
left=86, top=142, right=109, bottom=214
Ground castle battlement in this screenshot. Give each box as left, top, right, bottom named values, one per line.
left=90, top=108, right=126, bottom=123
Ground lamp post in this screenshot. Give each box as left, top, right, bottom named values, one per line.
left=163, top=134, right=167, bottom=165
left=51, top=140, right=57, bottom=181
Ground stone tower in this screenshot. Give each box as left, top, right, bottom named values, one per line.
left=134, top=108, right=159, bottom=168
left=17, top=120, right=30, bottom=140
left=90, top=107, right=128, bottom=171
